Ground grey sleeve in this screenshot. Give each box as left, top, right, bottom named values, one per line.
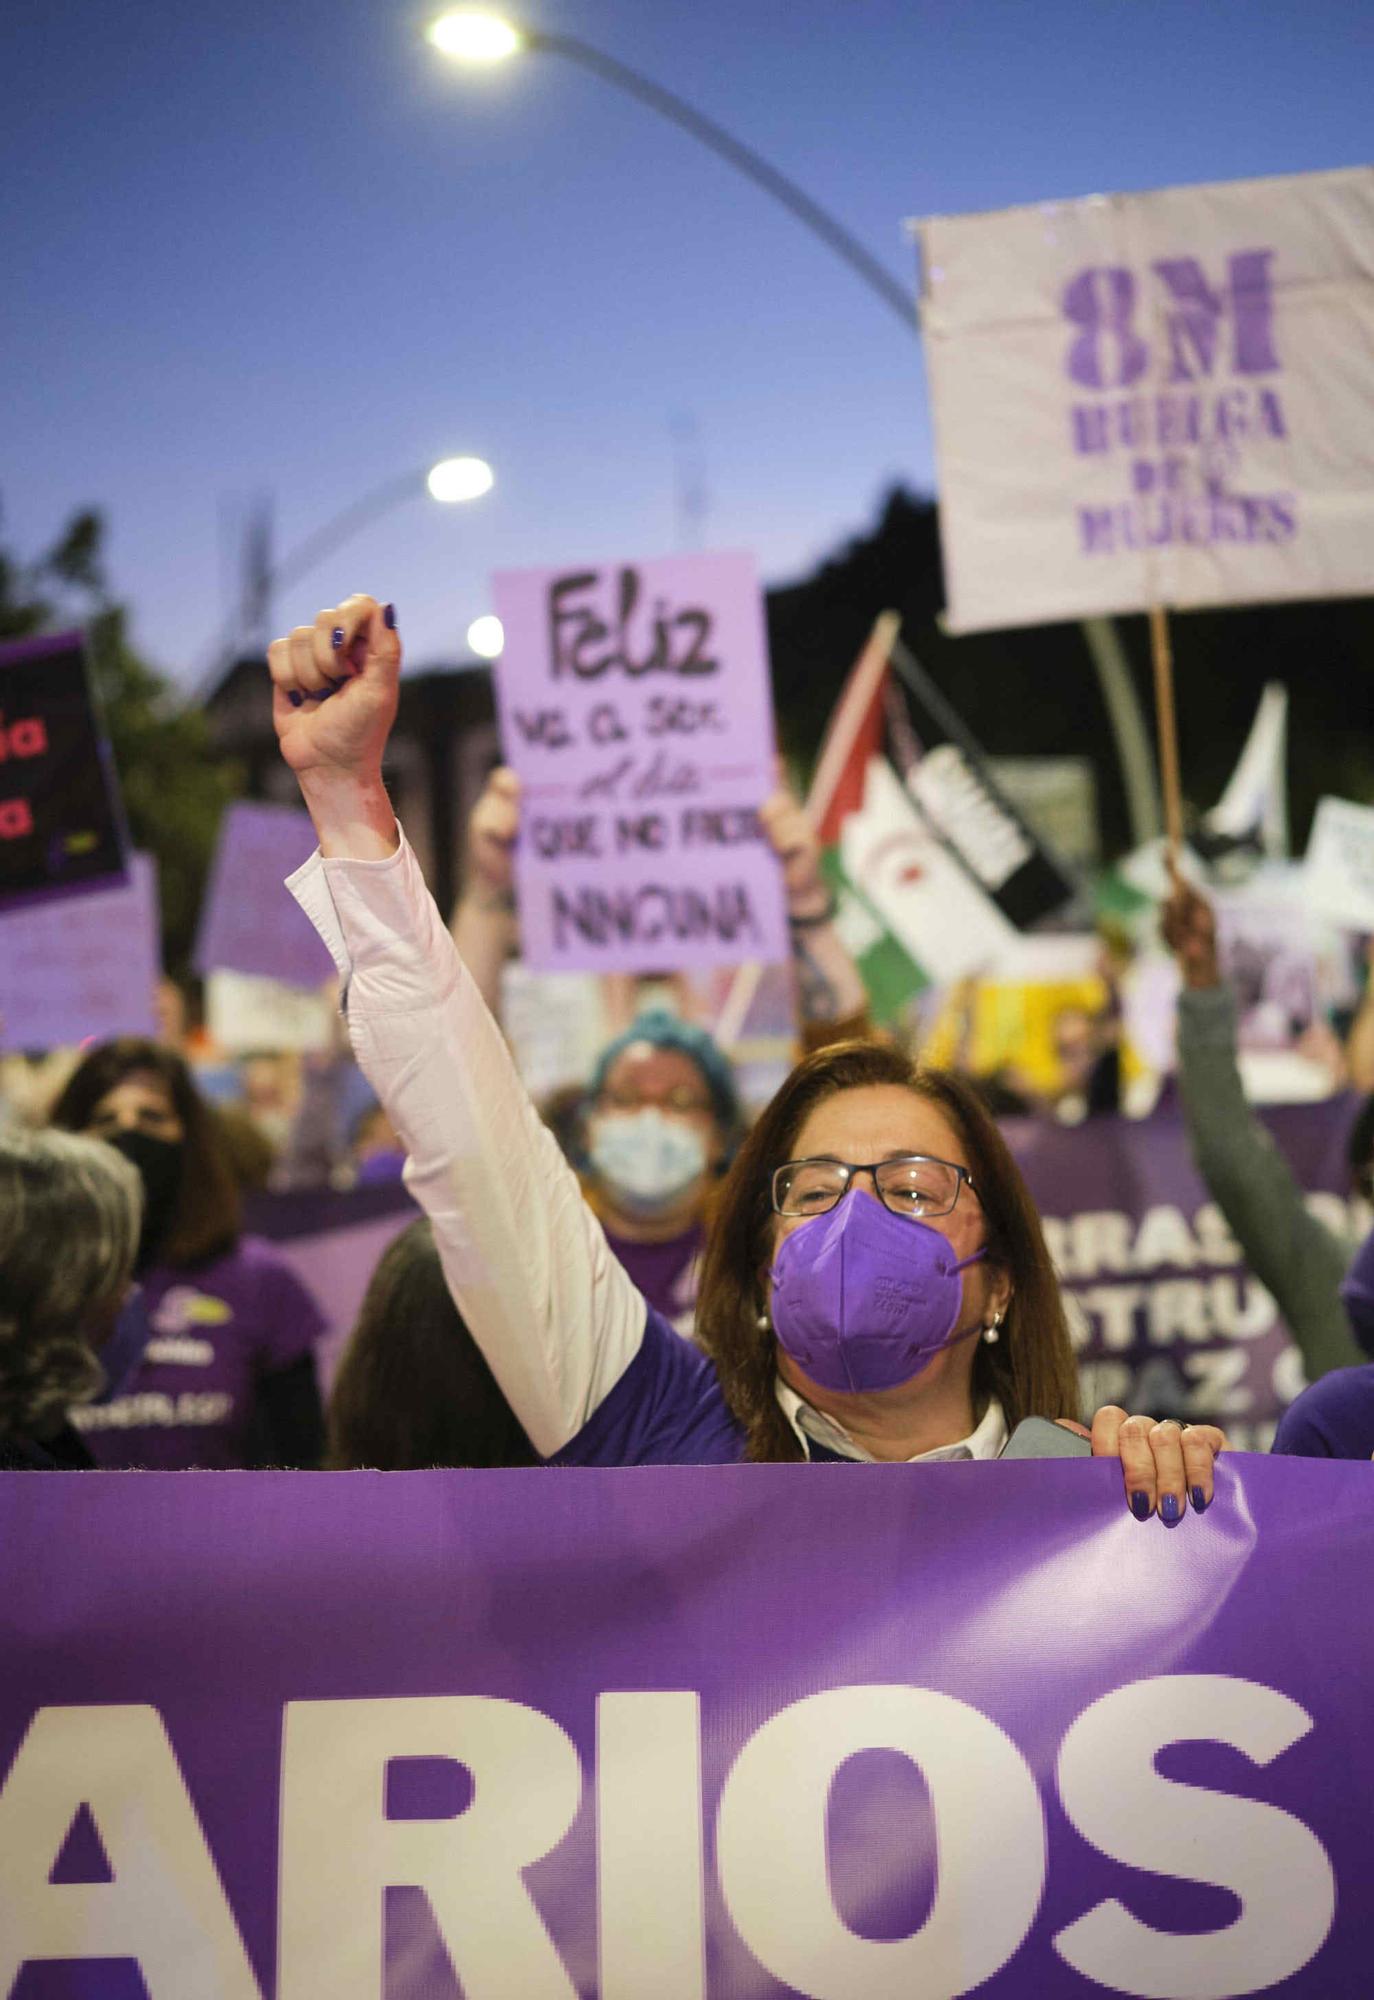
left=1176, top=984, right=1359, bottom=1380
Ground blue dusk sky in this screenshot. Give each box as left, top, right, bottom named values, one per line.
left=2, top=0, right=1370, bottom=685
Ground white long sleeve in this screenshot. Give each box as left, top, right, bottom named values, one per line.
left=287, top=830, right=645, bottom=1456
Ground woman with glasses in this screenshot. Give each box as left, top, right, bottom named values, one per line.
left=267, top=594, right=1223, bottom=1512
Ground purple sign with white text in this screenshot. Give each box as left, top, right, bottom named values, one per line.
left=2, top=1456, right=1372, bottom=1996
left=491, top=552, right=788, bottom=974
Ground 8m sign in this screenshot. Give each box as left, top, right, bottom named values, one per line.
left=915, top=165, right=1374, bottom=630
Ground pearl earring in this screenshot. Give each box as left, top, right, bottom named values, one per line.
left=983, top=1310, right=1003, bottom=1346
left=756, top=1311, right=771, bottom=1331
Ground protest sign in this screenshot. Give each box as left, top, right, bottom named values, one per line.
left=1304, top=796, right=1374, bottom=934
left=1012, top=1092, right=1361, bottom=1450
left=205, top=969, right=337, bottom=1056
left=490, top=553, right=788, bottom=973
left=3, top=1455, right=1372, bottom=1996
left=0, top=630, right=128, bottom=908
left=194, top=801, right=334, bottom=988
left=0, top=852, right=158, bottom=1050
left=242, top=1180, right=415, bottom=1393
left=915, top=166, right=1374, bottom=630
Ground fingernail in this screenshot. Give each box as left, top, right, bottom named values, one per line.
left=1190, top=1485, right=1209, bottom=1514
left=287, top=691, right=303, bottom=708
left=1130, top=1491, right=1151, bottom=1522
left=1160, top=1493, right=1182, bottom=1526
left=383, top=602, right=397, bottom=631
left=331, top=627, right=345, bottom=650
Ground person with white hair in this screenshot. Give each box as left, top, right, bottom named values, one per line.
left=0, top=1128, right=143, bottom=1468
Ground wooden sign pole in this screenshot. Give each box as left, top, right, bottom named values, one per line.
left=1148, top=604, right=1184, bottom=858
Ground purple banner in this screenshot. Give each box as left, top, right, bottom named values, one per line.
left=490, top=552, right=788, bottom=975
left=2, top=1456, right=1372, bottom=1996
left=1008, top=1097, right=1359, bottom=1451
left=193, top=802, right=334, bottom=989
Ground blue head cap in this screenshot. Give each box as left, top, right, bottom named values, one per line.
left=588, top=1008, right=741, bottom=1140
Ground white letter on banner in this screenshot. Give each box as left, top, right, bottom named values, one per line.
left=597, top=1692, right=704, bottom=1999
left=1054, top=1675, right=1335, bottom=1997
left=716, top=1686, right=1044, bottom=1998
left=0, top=1705, right=259, bottom=2000
left=277, top=1697, right=580, bottom=2000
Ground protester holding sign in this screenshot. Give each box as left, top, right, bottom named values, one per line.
left=50, top=1040, right=328, bottom=1469
left=451, top=761, right=867, bottom=1331
left=0, top=1128, right=141, bottom=1470
left=1161, top=862, right=1367, bottom=1387
left=268, top=594, right=1222, bottom=1514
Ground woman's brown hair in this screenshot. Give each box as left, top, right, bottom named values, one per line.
left=49, top=1039, right=241, bottom=1269
left=327, top=1217, right=537, bottom=1469
left=696, top=1039, right=1080, bottom=1461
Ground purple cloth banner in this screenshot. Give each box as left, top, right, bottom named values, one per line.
left=1008, top=1097, right=1359, bottom=1451
left=193, top=802, right=333, bottom=989
left=2, top=1456, right=1371, bottom=1997
left=490, top=552, right=788, bottom=975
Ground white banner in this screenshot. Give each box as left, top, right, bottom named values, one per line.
left=1304, top=795, right=1374, bottom=932
left=915, top=166, right=1374, bottom=631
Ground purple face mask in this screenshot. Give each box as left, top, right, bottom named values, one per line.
left=770, top=1191, right=987, bottom=1394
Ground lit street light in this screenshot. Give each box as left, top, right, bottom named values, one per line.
left=425, top=11, right=1162, bottom=844
left=204, top=453, right=494, bottom=682
left=466, top=613, right=505, bottom=658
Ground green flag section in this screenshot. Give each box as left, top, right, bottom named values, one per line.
left=821, top=846, right=927, bottom=1025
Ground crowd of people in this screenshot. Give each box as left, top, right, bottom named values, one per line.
left=3, top=593, right=1374, bottom=1498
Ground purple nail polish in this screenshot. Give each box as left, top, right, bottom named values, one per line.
left=287, top=690, right=303, bottom=708
left=383, top=602, right=397, bottom=631
left=1129, top=1491, right=1151, bottom=1522
left=1160, top=1493, right=1182, bottom=1526
left=1190, top=1485, right=1209, bottom=1514
left=331, top=627, right=345, bottom=650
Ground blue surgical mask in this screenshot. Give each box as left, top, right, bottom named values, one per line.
left=589, top=1109, right=709, bottom=1218
left=771, top=1193, right=986, bottom=1393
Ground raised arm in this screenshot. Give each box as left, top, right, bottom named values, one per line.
left=757, top=782, right=870, bottom=1047
left=268, top=596, right=645, bottom=1454
left=1160, top=860, right=1359, bottom=1381
left=449, top=766, right=521, bottom=1021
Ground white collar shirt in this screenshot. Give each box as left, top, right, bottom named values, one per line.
left=773, top=1381, right=1009, bottom=1463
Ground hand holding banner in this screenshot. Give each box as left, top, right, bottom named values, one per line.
left=490, top=552, right=789, bottom=974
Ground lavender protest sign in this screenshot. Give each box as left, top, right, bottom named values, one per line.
left=4, top=1455, right=1374, bottom=1997
left=0, top=631, right=129, bottom=908
left=915, top=166, right=1374, bottom=630
left=194, top=801, right=334, bottom=989
left=490, top=553, right=789, bottom=973
left=0, top=852, right=159, bottom=1050
left=1009, top=1095, right=1360, bottom=1452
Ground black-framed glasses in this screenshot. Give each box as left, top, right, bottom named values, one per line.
left=771, top=1154, right=977, bottom=1221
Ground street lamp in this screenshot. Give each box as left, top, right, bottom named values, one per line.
left=425, top=10, right=916, bottom=332
left=426, top=12, right=1161, bottom=844
left=204, top=453, right=494, bottom=682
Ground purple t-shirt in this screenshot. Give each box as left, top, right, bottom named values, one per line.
left=1272, top=1364, right=1374, bottom=1460
left=602, top=1222, right=704, bottom=1337
left=71, top=1236, right=327, bottom=1471
left=549, top=1306, right=746, bottom=1466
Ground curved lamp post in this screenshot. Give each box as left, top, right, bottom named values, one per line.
left=427, top=11, right=1162, bottom=845
left=204, top=454, right=494, bottom=683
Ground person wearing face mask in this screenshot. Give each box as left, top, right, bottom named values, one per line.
left=48, top=1039, right=327, bottom=1470
left=266, top=592, right=1224, bottom=1515
left=579, top=1010, right=741, bottom=1335
left=0, top=1129, right=143, bottom=1470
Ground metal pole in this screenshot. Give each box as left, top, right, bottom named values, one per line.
left=523, top=29, right=1154, bottom=843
